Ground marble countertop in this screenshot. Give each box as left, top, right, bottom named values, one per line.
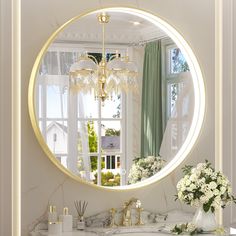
left=30, top=210, right=227, bottom=236
left=31, top=225, right=219, bottom=236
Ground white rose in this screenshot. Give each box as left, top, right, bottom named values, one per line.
left=220, top=186, right=226, bottom=194
left=211, top=172, right=217, bottom=179
left=190, top=174, right=197, bottom=182
left=177, top=182, right=182, bottom=190
left=197, top=163, right=204, bottom=169
left=205, top=168, right=213, bottom=175
left=185, top=179, right=191, bottom=186
left=209, top=181, right=217, bottom=190
left=189, top=183, right=196, bottom=191
left=217, top=177, right=223, bottom=184
left=213, top=189, right=220, bottom=196
left=188, top=193, right=194, bottom=200
left=181, top=186, right=186, bottom=192
left=191, top=168, right=196, bottom=174
left=200, top=195, right=209, bottom=204
left=213, top=196, right=221, bottom=209
left=186, top=223, right=196, bottom=232
left=206, top=190, right=214, bottom=199
left=201, top=184, right=209, bottom=193
left=200, top=177, right=206, bottom=183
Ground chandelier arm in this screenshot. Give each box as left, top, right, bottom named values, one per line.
left=108, top=54, right=118, bottom=62
left=87, top=54, right=99, bottom=65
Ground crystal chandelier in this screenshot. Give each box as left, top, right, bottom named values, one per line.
left=69, top=12, right=138, bottom=102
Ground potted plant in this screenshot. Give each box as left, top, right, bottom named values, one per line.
left=176, top=160, right=236, bottom=231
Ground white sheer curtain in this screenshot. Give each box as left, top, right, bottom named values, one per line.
left=37, top=49, right=92, bottom=180
left=159, top=72, right=194, bottom=161
left=77, top=93, right=92, bottom=181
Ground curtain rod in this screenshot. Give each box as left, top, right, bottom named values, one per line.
left=54, top=35, right=171, bottom=48
left=134, top=35, right=171, bottom=46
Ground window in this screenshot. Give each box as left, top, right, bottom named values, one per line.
left=162, top=42, right=192, bottom=157
left=168, top=47, right=189, bottom=74
left=165, top=45, right=190, bottom=119
left=36, top=45, right=127, bottom=187
left=77, top=90, right=124, bottom=187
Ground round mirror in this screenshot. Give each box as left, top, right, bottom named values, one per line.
left=28, top=8, right=205, bottom=190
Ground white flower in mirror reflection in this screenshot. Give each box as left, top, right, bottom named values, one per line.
left=128, top=156, right=166, bottom=184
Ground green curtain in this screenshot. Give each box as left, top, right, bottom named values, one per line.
left=141, top=40, right=163, bottom=158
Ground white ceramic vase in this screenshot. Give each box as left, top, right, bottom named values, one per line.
left=192, top=207, right=217, bottom=231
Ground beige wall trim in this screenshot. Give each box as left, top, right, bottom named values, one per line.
left=11, top=0, right=21, bottom=235
left=221, top=0, right=234, bottom=227
left=0, top=0, right=13, bottom=235
left=215, top=0, right=223, bottom=226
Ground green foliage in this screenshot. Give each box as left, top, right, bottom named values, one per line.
left=105, top=128, right=120, bottom=136
left=93, top=171, right=120, bottom=187
left=171, top=223, right=203, bottom=235
left=90, top=156, right=105, bottom=171
left=182, top=165, right=193, bottom=175
left=203, top=197, right=214, bottom=213
left=87, top=121, right=97, bottom=153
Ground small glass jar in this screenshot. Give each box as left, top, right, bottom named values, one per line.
left=77, top=216, right=85, bottom=230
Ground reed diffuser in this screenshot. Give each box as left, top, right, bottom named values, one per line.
left=74, top=200, right=88, bottom=230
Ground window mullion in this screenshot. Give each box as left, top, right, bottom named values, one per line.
left=97, top=99, right=102, bottom=186
left=42, top=80, right=47, bottom=140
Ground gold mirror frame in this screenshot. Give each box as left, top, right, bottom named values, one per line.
left=28, top=7, right=205, bottom=191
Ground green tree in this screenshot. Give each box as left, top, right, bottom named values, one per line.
left=87, top=121, right=97, bottom=152
left=105, top=128, right=120, bottom=136
left=87, top=121, right=97, bottom=171
left=87, top=121, right=104, bottom=171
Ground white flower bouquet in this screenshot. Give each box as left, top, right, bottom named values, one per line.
left=128, top=156, right=166, bottom=184
left=176, top=160, right=236, bottom=213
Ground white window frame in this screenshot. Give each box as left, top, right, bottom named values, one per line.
left=162, top=41, right=189, bottom=121
left=36, top=43, right=128, bottom=186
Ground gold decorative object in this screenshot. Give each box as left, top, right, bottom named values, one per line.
left=108, top=208, right=118, bottom=227
left=134, top=199, right=144, bottom=226
left=121, top=198, right=144, bottom=226
left=69, top=12, right=138, bottom=102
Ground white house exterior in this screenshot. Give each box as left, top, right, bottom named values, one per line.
left=46, top=122, right=120, bottom=174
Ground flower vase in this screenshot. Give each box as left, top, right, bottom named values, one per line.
left=192, top=207, right=217, bottom=232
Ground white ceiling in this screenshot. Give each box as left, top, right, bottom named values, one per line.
left=55, top=11, right=167, bottom=45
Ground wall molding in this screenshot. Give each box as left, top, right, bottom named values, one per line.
left=12, top=0, right=21, bottom=235
left=215, top=0, right=223, bottom=225
left=0, top=0, right=21, bottom=235
left=220, top=0, right=236, bottom=227
left=0, top=0, right=13, bottom=235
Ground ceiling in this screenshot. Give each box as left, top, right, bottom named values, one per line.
left=55, top=11, right=167, bottom=45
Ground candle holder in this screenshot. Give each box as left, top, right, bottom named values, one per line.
left=108, top=208, right=118, bottom=227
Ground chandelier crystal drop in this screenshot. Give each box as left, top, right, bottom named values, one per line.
left=69, top=12, right=138, bottom=102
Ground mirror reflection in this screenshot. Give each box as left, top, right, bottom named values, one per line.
left=34, top=10, right=194, bottom=187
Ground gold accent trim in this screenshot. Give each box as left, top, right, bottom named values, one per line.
left=28, top=7, right=206, bottom=191
left=215, top=0, right=223, bottom=225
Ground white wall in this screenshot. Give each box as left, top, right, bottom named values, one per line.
left=21, top=1, right=215, bottom=235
